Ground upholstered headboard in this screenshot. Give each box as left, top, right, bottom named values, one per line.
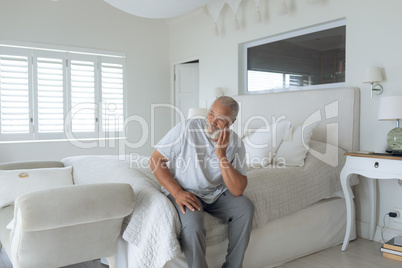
left=232, top=87, right=360, bottom=152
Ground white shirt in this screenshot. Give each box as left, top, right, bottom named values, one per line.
left=155, top=118, right=247, bottom=204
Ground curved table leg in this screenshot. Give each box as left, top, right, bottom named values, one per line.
left=341, top=170, right=355, bottom=251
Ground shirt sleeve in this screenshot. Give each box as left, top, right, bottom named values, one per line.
left=232, top=137, right=248, bottom=176
left=155, top=121, right=185, bottom=161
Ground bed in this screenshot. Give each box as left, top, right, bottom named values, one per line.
left=62, top=86, right=360, bottom=268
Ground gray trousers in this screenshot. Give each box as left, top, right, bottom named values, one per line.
left=168, top=191, right=254, bottom=268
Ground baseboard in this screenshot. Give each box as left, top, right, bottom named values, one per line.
left=357, top=220, right=402, bottom=243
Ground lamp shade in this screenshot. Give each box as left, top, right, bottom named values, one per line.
left=363, top=67, right=383, bottom=83
left=378, top=96, right=402, bottom=120
left=188, top=108, right=208, bottom=119
left=214, top=87, right=224, bottom=98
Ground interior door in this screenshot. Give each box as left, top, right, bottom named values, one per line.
left=174, top=62, right=199, bottom=125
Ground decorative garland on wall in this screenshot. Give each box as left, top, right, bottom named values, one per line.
left=206, top=0, right=323, bottom=35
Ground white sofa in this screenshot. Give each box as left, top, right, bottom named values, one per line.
left=0, top=160, right=135, bottom=268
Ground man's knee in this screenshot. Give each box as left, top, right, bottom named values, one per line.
left=181, top=210, right=206, bottom=233
left=229, top=197, right=254, bottom=229
left=237, top=196, right=254, bottom=219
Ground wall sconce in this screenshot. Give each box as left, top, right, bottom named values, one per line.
left=363, top=67, right=384, bottom=98
left=214, top=87, right=224, bottom=98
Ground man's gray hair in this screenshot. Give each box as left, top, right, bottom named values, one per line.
left=213, top=96, right=239, bottom=121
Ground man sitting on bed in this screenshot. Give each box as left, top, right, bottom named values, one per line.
left=149, top=96, right=254, bottom=268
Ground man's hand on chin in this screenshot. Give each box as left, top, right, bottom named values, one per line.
left=215, top=127, right=230, bottom=159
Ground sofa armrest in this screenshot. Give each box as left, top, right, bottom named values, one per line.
left=15, top=183, right=135, bottom=232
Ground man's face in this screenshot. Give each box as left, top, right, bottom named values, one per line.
left=205, top=100, right=234, bottom=140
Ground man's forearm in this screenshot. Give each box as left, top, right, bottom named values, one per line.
left=149, top=150, right=200, bottom=213
left=219, top=156, right=247, bottom=196
left=149, top=155, right=182, bottom=197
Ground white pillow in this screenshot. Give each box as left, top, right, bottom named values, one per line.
left=0, top=166, right=73, bottom=208
left=6, top=218, right=15, bottom=230
left=275, top=122, right=319, bottom=167
left=243, top=121, right=291, bottom=167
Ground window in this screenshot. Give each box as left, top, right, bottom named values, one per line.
left=0, top=54, right=30, bottom=135
left=0, top=43, right=126, bottom=141
left=239, top=19, right=346, bottom=94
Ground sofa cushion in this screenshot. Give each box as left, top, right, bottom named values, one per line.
left=0, top=166, right=73, bottom=208
left=0, top=205, right=14, bottom=256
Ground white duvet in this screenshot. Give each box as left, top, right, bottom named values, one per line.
left=61, top=141, right=359, bottom=268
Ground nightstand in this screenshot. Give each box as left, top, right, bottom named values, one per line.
left=340, top=152, right=402, bottom=251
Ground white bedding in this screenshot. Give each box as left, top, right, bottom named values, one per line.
left=61, top=141, right=359, bottom=268
left=62, top=154, right=182, bottom=268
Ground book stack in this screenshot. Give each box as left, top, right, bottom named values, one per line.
left=381, top=237, right=402, bottom=261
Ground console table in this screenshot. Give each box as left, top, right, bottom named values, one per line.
left=340, top=152, right=402, bottom=251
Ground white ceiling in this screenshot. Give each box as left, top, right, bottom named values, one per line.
left=104, top=0, right=216, bottom=19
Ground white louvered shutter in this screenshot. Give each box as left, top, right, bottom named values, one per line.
left=101, top=62, right=124, bottom=132
left=70, top=60, right=96, bottom=133
left=36, top=57, right=64, bottom=133
left=0, top=43, right=126, bottom=141
left=0, top=55, right=30, bottom=134
left=247, top=70, right=285, bottom=91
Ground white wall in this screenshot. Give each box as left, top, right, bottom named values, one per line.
left=167, top=0, right=402, bottom=238
left=0, top=0, right=171, bottom=161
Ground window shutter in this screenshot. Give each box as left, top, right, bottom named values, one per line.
left=247, top=70, right=287, bottom=91
left=0, top=55, right=30, bottom=134
left=0, top=42, right=126, bottom=141
left=101, top=63, right=124, bottom=132
left=70, top=60, right=96, bottom=132
left=288, top=74, right=308, bottom=87
left=36, top=57, right=64, bottom=133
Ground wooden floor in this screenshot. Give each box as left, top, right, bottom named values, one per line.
left=1, top=237, right=401, bottom=267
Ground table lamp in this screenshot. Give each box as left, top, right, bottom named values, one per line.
left=188, top=108, right=208, bottom=119
left=378, top=95, right=402, bottom=151
left=214, top=87, right=224, bottom=98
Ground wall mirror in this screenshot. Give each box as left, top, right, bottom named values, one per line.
left=239, top=20, right=346, bottom=94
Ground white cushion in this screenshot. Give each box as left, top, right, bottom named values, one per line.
left=275, top=122, right=319, bottom=167
left=243, top=121, right=291, bottom=167
left=6, top=218, right=14, bottom=230
left=0, top=166, right=73, bottom=208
